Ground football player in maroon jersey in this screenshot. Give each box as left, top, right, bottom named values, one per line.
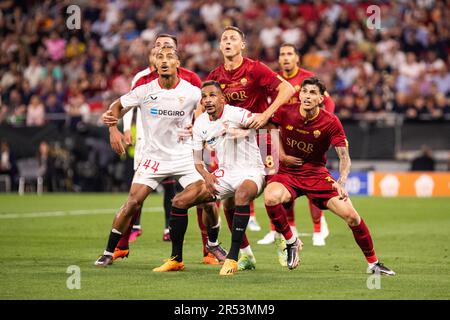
left=258, top=43, right=334, bottom=249
left=264, top=77, right=395, bottom=276
left=206, top=26, right=296, bottom=271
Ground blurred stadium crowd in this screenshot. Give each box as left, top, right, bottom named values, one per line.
left=0, top=0, right=449, bottom=192
left=1, top=0, right=449, bottom=128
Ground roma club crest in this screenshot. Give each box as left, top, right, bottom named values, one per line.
left=313, top=130, right=321, bottom=138
left=240, top=78, right=248, bottom=86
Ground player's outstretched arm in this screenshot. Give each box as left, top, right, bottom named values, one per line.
left=333, top=146, right=351, bottom=200
left=247, top=79, right=295, bottom=129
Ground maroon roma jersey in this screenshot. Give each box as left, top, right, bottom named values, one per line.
left=277, top=68, right=335, bottom=113
left=207, top=57, right=282, bottom=113
left=132, top=67, right=202, bottom=90
left=272, top=105, right=347, bottom=178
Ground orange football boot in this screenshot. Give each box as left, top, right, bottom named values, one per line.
left=112, top=247, right=129, bottom=260
left=153, top=257, right=185, bottom=272
left=203, top=252, right=221, bottom=265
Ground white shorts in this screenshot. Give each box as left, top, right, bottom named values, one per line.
left=133, top=137, right=144, bottom=170
left=212, top=167, right=266, bottom=200
left=132, top=156, right=203, bottom=190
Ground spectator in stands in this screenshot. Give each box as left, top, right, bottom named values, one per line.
left=37, top=140, right=56, bottom=192
left=26, top=95, right=45, bottom=127
left=0, top=140, right=18, bottom=191
left=411, top=145, right=436, bottom=171
left=44, top=93, right=66, bottom=129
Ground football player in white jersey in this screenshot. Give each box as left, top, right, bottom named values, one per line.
left=95, top=46, right=224, bottom=267
left=103, top=35, right=219, bottom=265
left=154, top=80, right=266, bottom=276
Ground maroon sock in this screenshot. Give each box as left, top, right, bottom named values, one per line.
left=224, top=207, right=249, bottom=249
left=117, top=214, right=138, bottom=249
left=285, top=200, right=296, bottom=227
left=196, top=207, right=208, bottom=256
left=265, top=203, right=293, bottom=241
left=349, top=219, right=378, bottom=264
left=308, top=199, right=322, bottom=232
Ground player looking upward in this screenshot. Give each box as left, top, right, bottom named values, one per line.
left=104, top=34, right=219, bottom=265
left=95, top=46, right=224, bottom=267
left=154, top=80, right=266, bottom=276
left=264, top=77, right=395, bottom=275
left=258, top=43, right=334, bottom=247
left=206, top=26, right=296, bottom=271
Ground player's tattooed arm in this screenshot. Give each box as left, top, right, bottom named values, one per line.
left=335, top=146, right=351, bottom=187
left=193, top=149, right=219, bottom=195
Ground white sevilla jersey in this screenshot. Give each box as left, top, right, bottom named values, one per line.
left=120, top=78, right=200, bottom=162
left=192, top=104, right=265, bottom=172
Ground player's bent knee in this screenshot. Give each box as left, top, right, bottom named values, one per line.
left=172, top=194, right=193, bottom=209
left=264, top=191, right=283, bottom=207
left=235, top=189, right=254, bottom=205
left=264, top=184, right=288, bottom=206
left=341, top=207, right=360, bottom=226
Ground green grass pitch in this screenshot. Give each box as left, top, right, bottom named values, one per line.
left=0, top=193, right=449, bottom=300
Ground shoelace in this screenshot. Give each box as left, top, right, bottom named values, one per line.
left=163, top=256, right=179, bottom=263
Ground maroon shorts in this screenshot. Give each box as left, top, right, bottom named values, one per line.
left=268, top=173, right=339, bottom=210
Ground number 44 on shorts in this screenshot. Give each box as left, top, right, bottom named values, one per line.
left=140, top=159, right=160, bottom=173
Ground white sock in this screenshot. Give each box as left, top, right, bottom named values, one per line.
left=132, top=225, right=141, bottom=229
left=240, top=245, right=254, bottom=256
left=103, top=250, right=113, bottom=256
left=368, top=261, right=379, bottom=268
left=285, top=235, right=296, bottom=245
left=207, top=240, right=219, bottom=247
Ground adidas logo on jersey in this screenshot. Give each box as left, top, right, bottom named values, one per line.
left=150, top=108, right=185, bottom=117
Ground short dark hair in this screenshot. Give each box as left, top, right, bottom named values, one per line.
left=301, top=77, right=327, bottom=95
left=156, top=45, right=179, bottom=59
left=280, top=43, right=298, bottom=55
left=223, top=26, right=245, bottom=41
left=155, top=33, right=178, bottom=47
left=201, top=80, right=223, bottom=93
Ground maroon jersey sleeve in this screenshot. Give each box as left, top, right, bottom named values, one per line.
left=188, top=71, right=202, bottom=88
left=253, top=61, right=282, bottom=92
left=329, top=116, right=348, bottom=147
left=323, top=95, right=335, bottom=113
